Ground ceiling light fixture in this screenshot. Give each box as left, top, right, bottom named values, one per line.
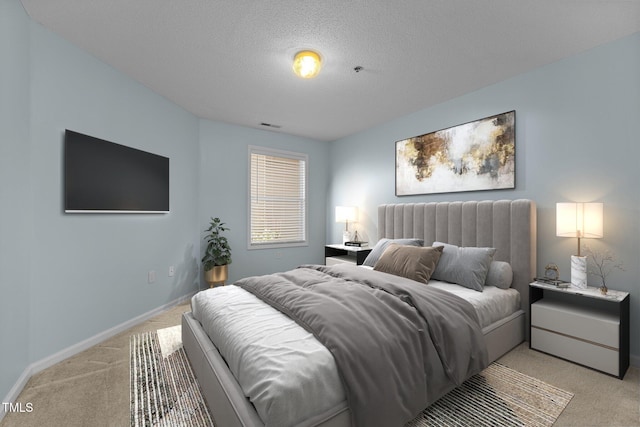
left=292, top=50, right=322, bottom=79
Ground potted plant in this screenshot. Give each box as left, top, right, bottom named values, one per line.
left=202, top=217, right=232, bottom=287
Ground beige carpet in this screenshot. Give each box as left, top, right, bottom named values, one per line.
left=131, top=325, right=573, bottom=427
left=1, top=302, right=638, bottom=427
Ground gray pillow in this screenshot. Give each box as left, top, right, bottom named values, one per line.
left=373, top=244, right=443, bottom=284
left=485, top=261, right=513, bottom=289
left=431, top=242, right=496, bottom=292
left=362, top=238, right=424, bottom=267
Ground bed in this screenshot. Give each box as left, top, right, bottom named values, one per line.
left=182, top=199, right=537, bottom=427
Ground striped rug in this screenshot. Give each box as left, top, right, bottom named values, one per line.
left=408, top=362, right=573, bottom=427
left=130, top=327, right=573, bottom=427
left=130, top=326, right=213, bottom=427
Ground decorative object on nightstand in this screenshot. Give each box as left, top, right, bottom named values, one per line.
left=544, top=263, right=560, bottom=280
left=582, top=244, right=624, bottom=295
left=335, top=206, right=358, bottom=244
left=556, top=202, right=603, bottom=289
left=202, top=217, right=232, bottom=287
left=534, top=263, right=569, bottom=287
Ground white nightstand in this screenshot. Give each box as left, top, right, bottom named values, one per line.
left=324, top=244, right=371, bottom=266
left=529, top=282, right=630, bottom=379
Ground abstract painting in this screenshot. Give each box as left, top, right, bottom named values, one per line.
left=396, top=111, right=515, bottom=196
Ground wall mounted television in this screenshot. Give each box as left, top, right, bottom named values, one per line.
left=64, top=130, right=169, bottom=213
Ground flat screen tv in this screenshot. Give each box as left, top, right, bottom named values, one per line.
left=64, top=130, right=169, bottom=213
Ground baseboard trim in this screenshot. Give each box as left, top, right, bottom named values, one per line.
left=0, top=291, right=196, bottom=421
left=0, top=368, right=32, bottom=422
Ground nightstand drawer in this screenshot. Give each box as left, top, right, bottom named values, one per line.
left=325, top=256, right=354, bottom=266
left=531, top=299, right=619, bottom=348
left=531, top=327, right=619, bottom=376
left=325, top=244, right=371, bottom=266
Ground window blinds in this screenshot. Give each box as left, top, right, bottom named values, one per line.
left=249, top=147, right=307, bottom=247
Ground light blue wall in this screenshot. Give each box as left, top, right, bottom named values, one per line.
left=0, top=0, right=330, bottom=403
left=329, top=32, right=640, bottom=362
left=0, top=0, right=201, bottom=394
left=0, top=0, right=32, bottom=403
left=198, top=120, right=330, bottom=284
left=25, top=20, right=201, bottom=361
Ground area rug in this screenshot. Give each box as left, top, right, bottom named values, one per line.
left=130, top=325, right=214, bottom=426
left=407, top=362, right=573, bottom=427
left=130, top=326, right=573, bottom=427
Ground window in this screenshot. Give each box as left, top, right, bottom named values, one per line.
left=248, top=146, right=308, bottom=249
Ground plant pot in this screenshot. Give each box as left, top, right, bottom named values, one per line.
left=205, top=264, right=228, bottom=287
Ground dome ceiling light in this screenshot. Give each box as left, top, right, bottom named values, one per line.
left=292, top=50, right=322, bottom=79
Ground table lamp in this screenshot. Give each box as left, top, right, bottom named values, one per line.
left=335, top=206, right=358, bottom=244
left=556, top=202, right=603, bottom=288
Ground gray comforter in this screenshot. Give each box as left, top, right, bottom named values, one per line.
left=235, top=263, right=488, bottom=427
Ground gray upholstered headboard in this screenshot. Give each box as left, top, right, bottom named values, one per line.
left=377, top=199, right=537, bottom=332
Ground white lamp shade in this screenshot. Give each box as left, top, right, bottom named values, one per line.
left=556, top=202, right=603, bottom=239
left=582, top=203, right=604, bottom=238
left=335, top=206, right=357, bottom=223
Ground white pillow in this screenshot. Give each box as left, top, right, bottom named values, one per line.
left=431, top=242, right=496, bottom=292
left=485, top=261, right=513, bottom=289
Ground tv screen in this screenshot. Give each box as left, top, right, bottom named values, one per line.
left=64, top=130, right=169, bottom=213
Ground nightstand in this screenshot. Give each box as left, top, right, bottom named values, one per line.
left=529, top=282, right=630, bottom=379
left=324, top=244, right=372, bottom=266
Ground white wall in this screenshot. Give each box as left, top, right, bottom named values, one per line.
left=328, top=32, right=640, bottom=363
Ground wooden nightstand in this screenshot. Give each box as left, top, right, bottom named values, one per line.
left=324, top=244, right=372, bottom=266
left=529, top=282, right=630, bottom=379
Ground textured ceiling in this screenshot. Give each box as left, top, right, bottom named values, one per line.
left=20, top=1, right=640, bottom=141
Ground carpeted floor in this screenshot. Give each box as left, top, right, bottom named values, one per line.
left=2, top=302, right=638, bottom=427
left=131, top=326, right=573, bottom=427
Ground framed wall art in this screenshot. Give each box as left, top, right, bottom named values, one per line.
left=396, top=110, right=515, bottom=196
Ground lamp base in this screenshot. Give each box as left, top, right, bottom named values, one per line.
left=570, top=255, right=587, bottom=289
left=342, top=231, right=351, bottom=244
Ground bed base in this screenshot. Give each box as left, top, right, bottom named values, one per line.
left=484, top=310, right=525, bottom=362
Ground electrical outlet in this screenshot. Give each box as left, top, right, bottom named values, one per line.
left=148, top=270, right=156, bottom=284
left=169, top=265, right=175, bottom=277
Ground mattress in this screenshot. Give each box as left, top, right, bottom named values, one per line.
left=191, top=277, right=519, bottom=427
left=191, top=286, right=347, bottom=427
left=426, top=281, right=521, bottom=329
